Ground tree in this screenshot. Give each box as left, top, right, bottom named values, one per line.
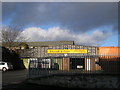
left=0, top=25, right=28, bottom=50
left=2, top=46, right=25, bottom=69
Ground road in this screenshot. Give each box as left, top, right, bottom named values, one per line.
left=2, top=69, right=118, bottom=89
left=1, top=69, right=67, bottom=90
left=2, top=69, right=63, bottom=90
left=1, top=69, right=80, bottom=89
left=2, top=69, right=27, bottom=86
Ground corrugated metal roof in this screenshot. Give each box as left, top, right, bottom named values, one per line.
left=26, top=41, right=74, bottom=46
left=1, top=41, right=74, bottom=47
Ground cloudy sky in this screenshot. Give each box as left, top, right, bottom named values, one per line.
left=2, top=2, right=118, bottom=46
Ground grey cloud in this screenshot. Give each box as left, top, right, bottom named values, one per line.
left=21, top=27, right=112, bottom=46
left=2, top=2, right=118, bottom=32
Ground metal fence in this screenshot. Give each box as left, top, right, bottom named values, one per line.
left=27, top=55, right=120, bottom=78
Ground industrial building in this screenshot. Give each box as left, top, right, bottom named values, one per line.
left=17, top=41, right=101, bottom=71
left=15, top=41, right=120, bottom=73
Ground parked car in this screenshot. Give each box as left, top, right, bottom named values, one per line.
left=0, top=62, right=13, bottom=71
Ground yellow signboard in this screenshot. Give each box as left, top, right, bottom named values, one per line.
left=47, top=49, right=88, bottom=54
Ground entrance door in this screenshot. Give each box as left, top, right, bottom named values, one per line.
left=70, top=58, right=85, bottom=69
left=62, top=58, right=70, bottom=71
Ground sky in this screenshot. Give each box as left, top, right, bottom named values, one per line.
left=2, top=2, right=119, bottom=46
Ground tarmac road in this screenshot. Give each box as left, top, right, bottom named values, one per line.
left=1, top=69, right=79, bottom=90
left=2, top=69, right=64, bottom=90
left=2, top=69, right=119, bottom=89
left=2, top=69, right=27, bottom=86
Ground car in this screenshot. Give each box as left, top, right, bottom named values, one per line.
left=0, top=62, right=13, bottom=71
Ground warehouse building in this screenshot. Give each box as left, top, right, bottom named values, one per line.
left=18, top=41, right=101, bottom=71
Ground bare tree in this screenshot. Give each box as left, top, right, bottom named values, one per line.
left=1, top=25, right=28, bottom=50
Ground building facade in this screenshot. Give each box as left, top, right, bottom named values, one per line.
left=18, top=41, right=101, bottom=71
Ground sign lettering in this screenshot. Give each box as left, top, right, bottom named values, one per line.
left=47, top=49, right=88, bottom=54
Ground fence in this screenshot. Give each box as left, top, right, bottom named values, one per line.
left=27, top=55, right=120, bottom=78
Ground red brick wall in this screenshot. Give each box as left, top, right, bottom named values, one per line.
left=98, top=47, right=120, bottom=72
left=98, top=47, right=120, bottom=56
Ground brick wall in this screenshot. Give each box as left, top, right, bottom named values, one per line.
left=98, top=47, right=120, bottom=72
left=98, top=47, right=120, bottom=56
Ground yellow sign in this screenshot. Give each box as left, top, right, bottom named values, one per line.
left=47, top=49, right=88, bottom=54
